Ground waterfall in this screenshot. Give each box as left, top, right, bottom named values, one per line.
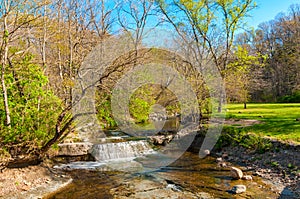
left=90, top=140, right=155, bottom=161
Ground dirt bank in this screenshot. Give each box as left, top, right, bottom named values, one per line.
left=0, top=163, right=71, bottom=199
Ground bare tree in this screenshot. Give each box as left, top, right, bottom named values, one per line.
left=117, top=0, right=163, bottom=52
left=86, top=0, right=118, bottom=37
left=157, top=0, right=257, bottom=112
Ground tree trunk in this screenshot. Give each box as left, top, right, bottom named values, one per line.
left=41, top=5, right=47, bottom=70
left=41, top=106, right=72, bottom=152
left=1, top=4, right=11, bottom=128
left=218, top=90, right=223, bottom=113
left=1, top=65, right=10, bottom=127
left=244, top=102, right=247, bottom=109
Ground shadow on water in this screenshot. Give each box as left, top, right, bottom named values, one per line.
left=279, top=187, right=299, bottom=199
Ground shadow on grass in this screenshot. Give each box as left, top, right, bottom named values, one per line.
left=226, top=103, right=300, bottom=142
left=244, top=120, right=300, bottom=142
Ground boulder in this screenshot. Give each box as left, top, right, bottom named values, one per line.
left=230, top=185, right=246, bottom=194
left=231, top=167, right=243, bottom=179
left=58, top=142, right=93, bottom=156
left=296, top=118, right=300, bottom=121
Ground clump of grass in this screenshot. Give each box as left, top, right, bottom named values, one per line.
left=216, top=126, right=273, bottom=153
left=225, top=112, right=239, bottom=120
left=271, top=161, right=279, bottom=167
left=0, top=147, right=11, bottom=160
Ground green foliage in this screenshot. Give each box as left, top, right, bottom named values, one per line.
left=96, top=84, right=182, bottom=127
left=129, top=97, right=152, bottom=123
left=96, top=94, right=117, bottom=128
left=0, top=147, right=10, bottom=159
left=0, top=53, right=61, bottom=147
left=129, top=85, right=156, bottom=124
left=217, top=126, right=272, bottom=153
left=240, top=133, right=272, bottom=153
left=278, top=91, right=300, bottom=103
left=225, top=46, right=263, bottom=104
left=225, top=112, right=238, bottom=120
left=51, top=143, right=59, bottom=150
left=271, top=161, right=279, bottom=167
left=287, top=163, right=295, bottom=169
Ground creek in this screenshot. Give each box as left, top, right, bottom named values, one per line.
left=45, top=129, right=279, bottom=199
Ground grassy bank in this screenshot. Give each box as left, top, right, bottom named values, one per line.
left=225, top=103, right=300, bottom=143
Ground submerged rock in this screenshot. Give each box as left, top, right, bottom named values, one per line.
left=166, top=184, right=182, bottom=192
left=231, top=167, right=243, bottom=179
left=229, top=185, right=247, bottom=194
left=196, top=192, right=214, bottom=198
left=110, top=176, right=198, bottom=199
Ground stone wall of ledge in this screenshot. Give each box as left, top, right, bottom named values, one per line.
left=58, top=142, right=93, bottom=156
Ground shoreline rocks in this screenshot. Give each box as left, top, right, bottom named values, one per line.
left=211, top=142, right=300, bottom=198
left=231, top=167, right=243, bottom=179
left=150, top=135, right=174, bottom=145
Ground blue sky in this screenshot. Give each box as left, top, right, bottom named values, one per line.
left=247, top=0, right=299, bottom=28
left=127, top=0, right=300, bottom=48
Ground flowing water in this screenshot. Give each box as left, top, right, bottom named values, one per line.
left=90, top=140, right=155, bottom=161
left=46, top=139, right=279, bottom=199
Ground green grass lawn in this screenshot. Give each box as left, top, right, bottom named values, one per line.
left=225, top=103, right=300, bottom=143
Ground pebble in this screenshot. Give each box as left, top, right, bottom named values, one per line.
left=204, top=150, right=210, bottom=155
left=219, top=162, right=227, bottom=167
left=23, top=180, right=31, bottom=186
left=242, top=175, right=253, bottom=181
left=254, top=171, right=262, bottom=176
left=222, top=153, right=229, bottom=159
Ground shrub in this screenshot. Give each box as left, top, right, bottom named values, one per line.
left=0, top=54, right=61, bottom=150
left=216, top=126, right=272, bottom=153
left=278, top=91, right=300, bottom=103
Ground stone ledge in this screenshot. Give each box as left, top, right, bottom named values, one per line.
left=58, top=142, right=93, bottom=156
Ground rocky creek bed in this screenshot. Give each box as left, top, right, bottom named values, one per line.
left=43, top=152, right=281, bottom=199
left=211, top=141, right=300, bottom=198
left=0, top=138, right=299, bottom=198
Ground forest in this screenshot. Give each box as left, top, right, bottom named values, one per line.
left=0, top=0, right=299, bottom=165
